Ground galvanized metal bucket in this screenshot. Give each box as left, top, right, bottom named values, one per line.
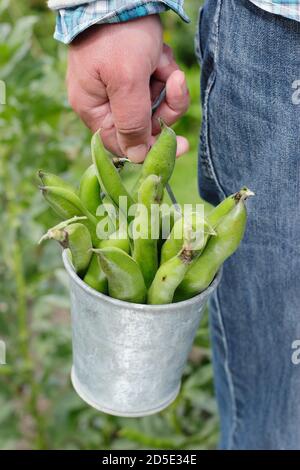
left=63, top=251, right=222, bottom=418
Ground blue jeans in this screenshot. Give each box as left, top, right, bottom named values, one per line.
left=196, top=0, right=300, bottom=450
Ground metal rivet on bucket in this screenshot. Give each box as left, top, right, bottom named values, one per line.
left=63, top=250, right=222, bottom=418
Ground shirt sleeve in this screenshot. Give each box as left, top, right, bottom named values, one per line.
left=50, top=1, right=189, bottom=44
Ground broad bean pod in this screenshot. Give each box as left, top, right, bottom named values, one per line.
left=133, top=121, right=177, bottom=197
left=207, top=187, right=252, bottom=228
left=174, top=189, right=254, bottom=302
left=40, top=185, right=99, bottom=245
left=41, top=222, right=92, bottom=277
left=91, top=132, right=134, bottom=212
left=94, top=247, right=147, bottom=304
left=37, top=170, right=76, bottom=193
left=83, top=253, right=108, bottom=294
left=100, top=227, right=130, bottom=254
left=147, top=227, right=198, bottom=305
left=79, top=164, right=102, bottom=217
left=160, top=214, right=216, bottom=264
left=132, top=174, right=164, bottom=288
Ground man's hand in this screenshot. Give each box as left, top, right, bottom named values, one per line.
left=67, top=15, right=190, bottom=162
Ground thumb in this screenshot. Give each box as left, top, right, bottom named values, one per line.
left=107, top=73, right=152, bottom=162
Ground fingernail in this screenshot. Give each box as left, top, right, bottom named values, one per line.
left=127, top=144, right=148, bottom=163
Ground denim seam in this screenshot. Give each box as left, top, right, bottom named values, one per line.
left=214, top=287, right=239, bottom=450
left=194, top=6, right=204, bottom=66
left=199, top=0, right=226, bottom=197
left=200, top=1, right=227, bottom=200
left=202, top=71, right=226, bottom=200
left=212, top=0, right=222, bottom=63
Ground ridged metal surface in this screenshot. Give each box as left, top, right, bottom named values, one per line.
left=63, top=251, right=222, bottom=417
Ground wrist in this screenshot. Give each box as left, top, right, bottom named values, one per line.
left=52, top=1, right=189, bottom=45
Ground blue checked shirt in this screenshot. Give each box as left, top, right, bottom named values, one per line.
left=48, top=0, right=300, bottom=44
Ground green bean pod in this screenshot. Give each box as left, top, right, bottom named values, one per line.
left=39, top=185, right=99, bottom=245
left=93, top=247, right=147, bottom=304
left=132, top=121, right=177, bottom=197
left=132, top=174, right=164, bottom=288
left=40, top=185, right=96, bottom=222
left=83, top=253, right=108, bottom=294
left=37, top=170, right=76, bottom=192
left=160, top=214, right=216, bottom=264
left=91, top=131, right=134, bottom=211
left=99, top=227, right=130, bottom=254
left=79, top=164, right=102, bottom=217
left=147, top=229, right=198, bottom=305
left=207, top=186, right=253, bottom=228
left=174, top=189, right=254, bottom=302
left=38, top=216, right=88, bottom=244
left=41, top=222, right=92, bottom=277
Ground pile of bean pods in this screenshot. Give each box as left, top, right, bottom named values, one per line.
left=38, top=123, right=254, bottom=305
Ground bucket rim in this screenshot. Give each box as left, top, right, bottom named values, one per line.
left=62, top=250, right=222, bottom=312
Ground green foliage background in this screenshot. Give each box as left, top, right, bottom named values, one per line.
left=0, top=0, right=219, bottom=450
